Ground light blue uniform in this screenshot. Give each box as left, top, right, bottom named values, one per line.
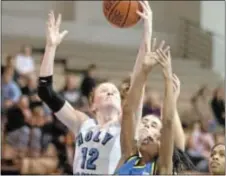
left=115, top=155, right=157, bottom=175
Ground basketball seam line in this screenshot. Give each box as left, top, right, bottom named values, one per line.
left=107, top=1, right=121, bottom=21
left=121, top=0, right=131, bottom=27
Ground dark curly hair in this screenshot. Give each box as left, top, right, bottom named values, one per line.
left=172, top=147, right=196, bottom=174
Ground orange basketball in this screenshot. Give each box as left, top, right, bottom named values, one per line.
left=103, top=0, right=142, bottom=28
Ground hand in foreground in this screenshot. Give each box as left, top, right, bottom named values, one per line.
left=155, top=45, right=173, bottom=79
left=46, top=11, right=68, bottom=47
left=142, top=40, right=170, bottom=74
left=137, top=0, right=152, bottom=52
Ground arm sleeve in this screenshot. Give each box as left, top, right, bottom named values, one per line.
left=37, top=75, right=65, bottom=112
left=38, top=75, right=87, bottom=134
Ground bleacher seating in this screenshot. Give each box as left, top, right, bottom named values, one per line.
left=2, top=36, right=222, bottom=112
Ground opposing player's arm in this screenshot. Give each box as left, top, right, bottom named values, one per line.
left=129, top=1, right=152, bottom=123
left=117, top=98, right=138, bottom=168
left=156, top=48, right=175, bottom=175
left=172, top=75, right=185, bottom=151
left=38, top=11, right=88, bottom=134
left=117, top=2, right=152, bottom=167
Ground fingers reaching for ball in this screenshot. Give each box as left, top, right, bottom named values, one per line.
left=155, top=43, right=173, bottom=79
left=137, top=1, right=152, bottom=17
left=137, top=1, right=153, bottom=53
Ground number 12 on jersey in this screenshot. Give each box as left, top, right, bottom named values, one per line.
left=81, top=147, right=99, bottom=170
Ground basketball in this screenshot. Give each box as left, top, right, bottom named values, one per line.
left=103, top=1, right=142, bottom=28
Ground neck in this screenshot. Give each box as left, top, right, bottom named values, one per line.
left=138, top=149, right=154, bottom=165
left=95, top=108, right=119, bottom=126
left=139, top=154, right=153, bottom=165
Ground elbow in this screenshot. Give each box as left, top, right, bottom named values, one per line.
left=37, top=86, right=47, bottom=102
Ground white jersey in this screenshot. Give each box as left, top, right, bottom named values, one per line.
left=73, top=118, right=121, bottom=175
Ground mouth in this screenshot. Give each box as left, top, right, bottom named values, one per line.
left=211, top=162, right=220, bottom=168
left=141, top=136, right=153, bottom=145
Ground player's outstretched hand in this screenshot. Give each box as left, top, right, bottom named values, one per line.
left=142, top=39, right=170, bottom=74
left=172, top=74, right=180, bottom=102
left=137, top=1, right=152, bottom=52
left=155, top=44, right=173, bottom=79
left=46, top=11, right=68, bottom=47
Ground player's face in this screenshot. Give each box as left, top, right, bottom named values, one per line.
left=209, top=144, right=225, bottom=175
left=137, top=115, right=162, bottom=158
left=93, top=82, right=122, bottom=113
left=137, top=115, right=162, bottom=144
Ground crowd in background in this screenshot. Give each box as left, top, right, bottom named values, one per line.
left=1, top=45, right=225, bottom=174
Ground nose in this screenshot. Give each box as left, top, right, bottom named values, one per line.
left=212, top=154, right=219, bottom=161
left=107, top=92, right=113, bottom=96
left=144, top=124, right=149, bottom=129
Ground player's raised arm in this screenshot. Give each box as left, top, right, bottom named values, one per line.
left=129, top=1, right=152, bottom=123
left=38, top=11, right=88, bottom=134
left=155, top=47, right=175, bottom=174
left=172, top=74, right=186, bottom=151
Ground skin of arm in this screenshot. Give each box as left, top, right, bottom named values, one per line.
left=39, top=12, right=88, bottom=134
left=172, top=75, right=185, bottom=151
left=117, top=1, right=155, bottom=167
left=129, top=1, right=153, bottom=127
left=156, top=49, right=175, bottom=175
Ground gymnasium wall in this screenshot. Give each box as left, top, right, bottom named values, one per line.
left=2, top=1, right=200, bottom=56
left=200, top=1, right=225, bottom=78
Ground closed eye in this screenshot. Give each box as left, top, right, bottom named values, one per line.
left=151, top=122, right=157, bottom=128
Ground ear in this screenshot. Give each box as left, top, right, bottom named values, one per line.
left=90, top=102, right=96, bottom=112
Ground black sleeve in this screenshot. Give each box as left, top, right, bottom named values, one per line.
left=38, top=75, right=65, bottom=112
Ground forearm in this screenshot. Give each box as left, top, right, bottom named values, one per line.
left=39, top=45, right=57, bottom=77
left=131, top=38, right=145, bottom=84
left=163, top=78, right=175, bottom=123
left=173, top=107, right=185, bottom=151
left=120, top=101, right=137, bottom=162
left=159, top=78, right=175, bottom=174
left=130, top=39, right=146, bottom=115
left=127, top=68, right=148, bottom=111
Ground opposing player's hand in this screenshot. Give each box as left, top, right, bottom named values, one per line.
left=46, top=11, right=68, bottom=47
left=142, top=39, right=169, bottom=74
left=172, top=74, right=180, bottom=102
left=137, top=1, right=152, bottom=53
left=155, top=44, right=173, bottom=79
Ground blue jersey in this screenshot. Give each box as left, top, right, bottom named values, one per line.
left=115, top=155, right=156, bottom=175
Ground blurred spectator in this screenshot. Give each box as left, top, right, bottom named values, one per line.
left=119, top=76, right=130, bottom=101
left=29, top=106, right=46, bottom=157
left=211, top=86, right=225, bottom=127
left=60, top=132, right=74, bottom=174
left=214, top=132, right=225, bottom=144
left=20, top=143, right=58, bottom=174
left=81, top=64, right=97, bottom=98
left=2, top=68, right=21, bottom=109
left=5, top=96, right=32, bottom=157
left=142, top=91, right=161, bottom=117
left=187, top=120, right=214, bottom=172
left=1, top=55, right=20, bottom=82
left=15, top=45, right=35, bottom=76
left=20, top=73, right=38, bottom=96
left=191, top=85, right=215, bottom=131
left=59, top=74, right=82, bottom=107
